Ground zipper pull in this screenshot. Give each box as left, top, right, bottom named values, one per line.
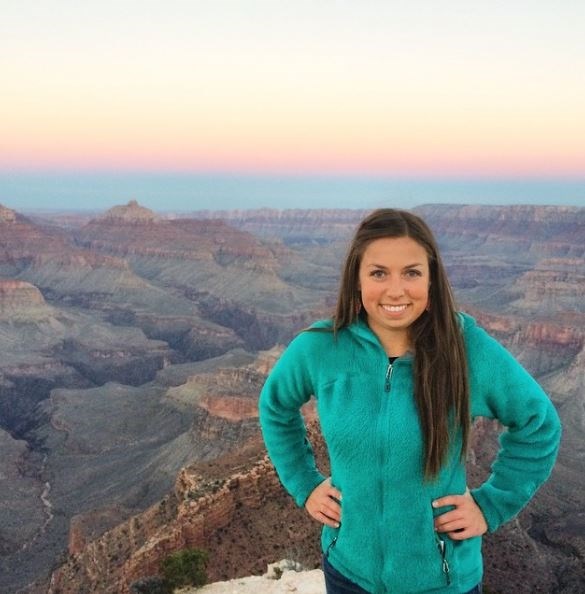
left=384, top=361, right=394, bottom=392
left=435, top=535, right=451, bottom=585
left=325, top=535, right=338, bottom=558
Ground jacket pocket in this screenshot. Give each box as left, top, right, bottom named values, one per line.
left=431, top=500, right=454, bottom=587
left=434, top=530, right=452, bottom=586
left=383, top=501, right=454, bottom=592
left=321, top=522, right=341, bottom=558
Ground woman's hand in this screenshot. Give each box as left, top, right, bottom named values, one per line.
left=432, top=490, right=488, bottom=540
left=305, top=478, right=342, bottom=528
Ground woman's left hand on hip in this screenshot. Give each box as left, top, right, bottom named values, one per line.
left=432, top=490, right=488, bottom=540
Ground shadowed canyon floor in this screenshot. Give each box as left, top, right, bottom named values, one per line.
left=0, top=202, right=583, bottom=593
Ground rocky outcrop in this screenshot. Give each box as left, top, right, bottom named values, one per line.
left=48, top=432, right=326, bottom=594
left=77, top=207, right=276, bottom=268
left=0, top=204, right=120, bottom=270
left=0, top=203, right=17, bottom=223
left=168, top=367, right=264, bottom=422
left=0, top=279, right=47, bottom=315
left=98, top=200, right=161, bottom=223
left=182, top=563, right=325, bottom=594
left=0, top=206, right=70, bottom=268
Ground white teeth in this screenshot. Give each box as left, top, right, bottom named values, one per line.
left=382, top=305, right=408, bottom=312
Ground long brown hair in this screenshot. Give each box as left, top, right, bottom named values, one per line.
left=334, top=208, right=469, bottom=479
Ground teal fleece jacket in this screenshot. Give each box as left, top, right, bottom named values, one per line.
left=258, top=313, right=561, bottom=594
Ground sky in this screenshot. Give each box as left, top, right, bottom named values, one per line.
left=1, top=1, right=584, bottom=210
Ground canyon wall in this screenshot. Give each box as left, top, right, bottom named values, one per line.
left=0, top=202, right=582, bottom=593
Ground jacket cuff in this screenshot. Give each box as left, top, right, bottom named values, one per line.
left=293, top=473, right=328, bottom=507
left=469, top=486, right=504, bottom=533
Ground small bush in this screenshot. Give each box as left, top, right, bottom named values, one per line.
left=160, top=548, right=209, bottom=589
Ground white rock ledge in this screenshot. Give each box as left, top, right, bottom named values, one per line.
left=178, top=561, right=325, bottom=594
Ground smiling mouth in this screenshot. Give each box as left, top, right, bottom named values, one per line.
left=381, top=304, right=409, bottom=313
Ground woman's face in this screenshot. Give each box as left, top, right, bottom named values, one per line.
left=358, top=236, right=430, bottom=351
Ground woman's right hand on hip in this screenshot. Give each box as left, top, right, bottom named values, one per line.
left=305, top=478, right=342, bottom=528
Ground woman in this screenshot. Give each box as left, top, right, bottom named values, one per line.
left=258, top=209, right=561, bottom=594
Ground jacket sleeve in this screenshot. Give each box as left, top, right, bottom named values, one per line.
left=468, top=323, right=562, bottom=533
left=258, top=332, right=326, bottom=506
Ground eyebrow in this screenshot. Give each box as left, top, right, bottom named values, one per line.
left=366, top=263, right=425, bottom=269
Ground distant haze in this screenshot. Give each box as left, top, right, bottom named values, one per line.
left=2, top=172, right=584, bottom=212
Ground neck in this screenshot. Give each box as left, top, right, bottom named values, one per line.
left=375, top=332, right=411, bottom=358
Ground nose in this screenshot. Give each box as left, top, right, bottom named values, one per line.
left=385, top=276, right=405, bottom=299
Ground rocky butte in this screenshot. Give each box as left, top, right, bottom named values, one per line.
left=0, top=279, right=47, bottom=315
left=0, top=203, right=582, bottom=593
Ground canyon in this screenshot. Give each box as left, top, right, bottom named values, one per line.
left=0, top=201, right=582, bottom=593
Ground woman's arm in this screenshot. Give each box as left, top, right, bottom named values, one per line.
left=466, top=322, right=562, bottom=533
left=258, top=332, right=327, bottom=507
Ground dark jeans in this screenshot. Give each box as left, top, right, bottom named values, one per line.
left=322, top=555, right=482, bottom=594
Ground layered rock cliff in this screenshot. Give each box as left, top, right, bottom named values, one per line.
left=48, top=426, right=326, bottom=594
left=189, top=208, right=368, bottom=244
left=416, top=204, right=584, bottom=259
left=49, top=410, right=582, bottom=594
left=76, top=201, right=277, bottom=268
left=73, top=201, right=331, bottom=351
left=0, top=279, right=48, bottom=317
left=0, top=202, right=582, bottom=593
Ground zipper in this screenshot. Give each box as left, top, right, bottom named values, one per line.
left=434, top=532, right=451, bottom=585
left=325, top=535, right=338, bottom=558
left=379, top=357, right=393, bottom=591
left=384, top=360, right=394, bottom=392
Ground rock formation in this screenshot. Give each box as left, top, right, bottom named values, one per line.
left=0, top=203, right=17, bottom=223
left=98, top=200, right=161, bottom=223
left=0, top=202, right=581, bottom=593
left=190, top=207, right=367, bottom=244
left=0, top=279, right=48, bottom=317
left=181, top=563, right=325, bottom=594
left=48, top=424, right=326, bottom=594
left=74, top=206, right=329, bottom=352
left=78, top=202, right=276, bottom=267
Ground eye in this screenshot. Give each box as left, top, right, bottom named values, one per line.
left=369, top=269, right=386, bottom=279
left=404, top=269, right=423, bottom=278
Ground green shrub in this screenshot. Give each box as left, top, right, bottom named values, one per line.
left=160, top=548, right=209, bottom=589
